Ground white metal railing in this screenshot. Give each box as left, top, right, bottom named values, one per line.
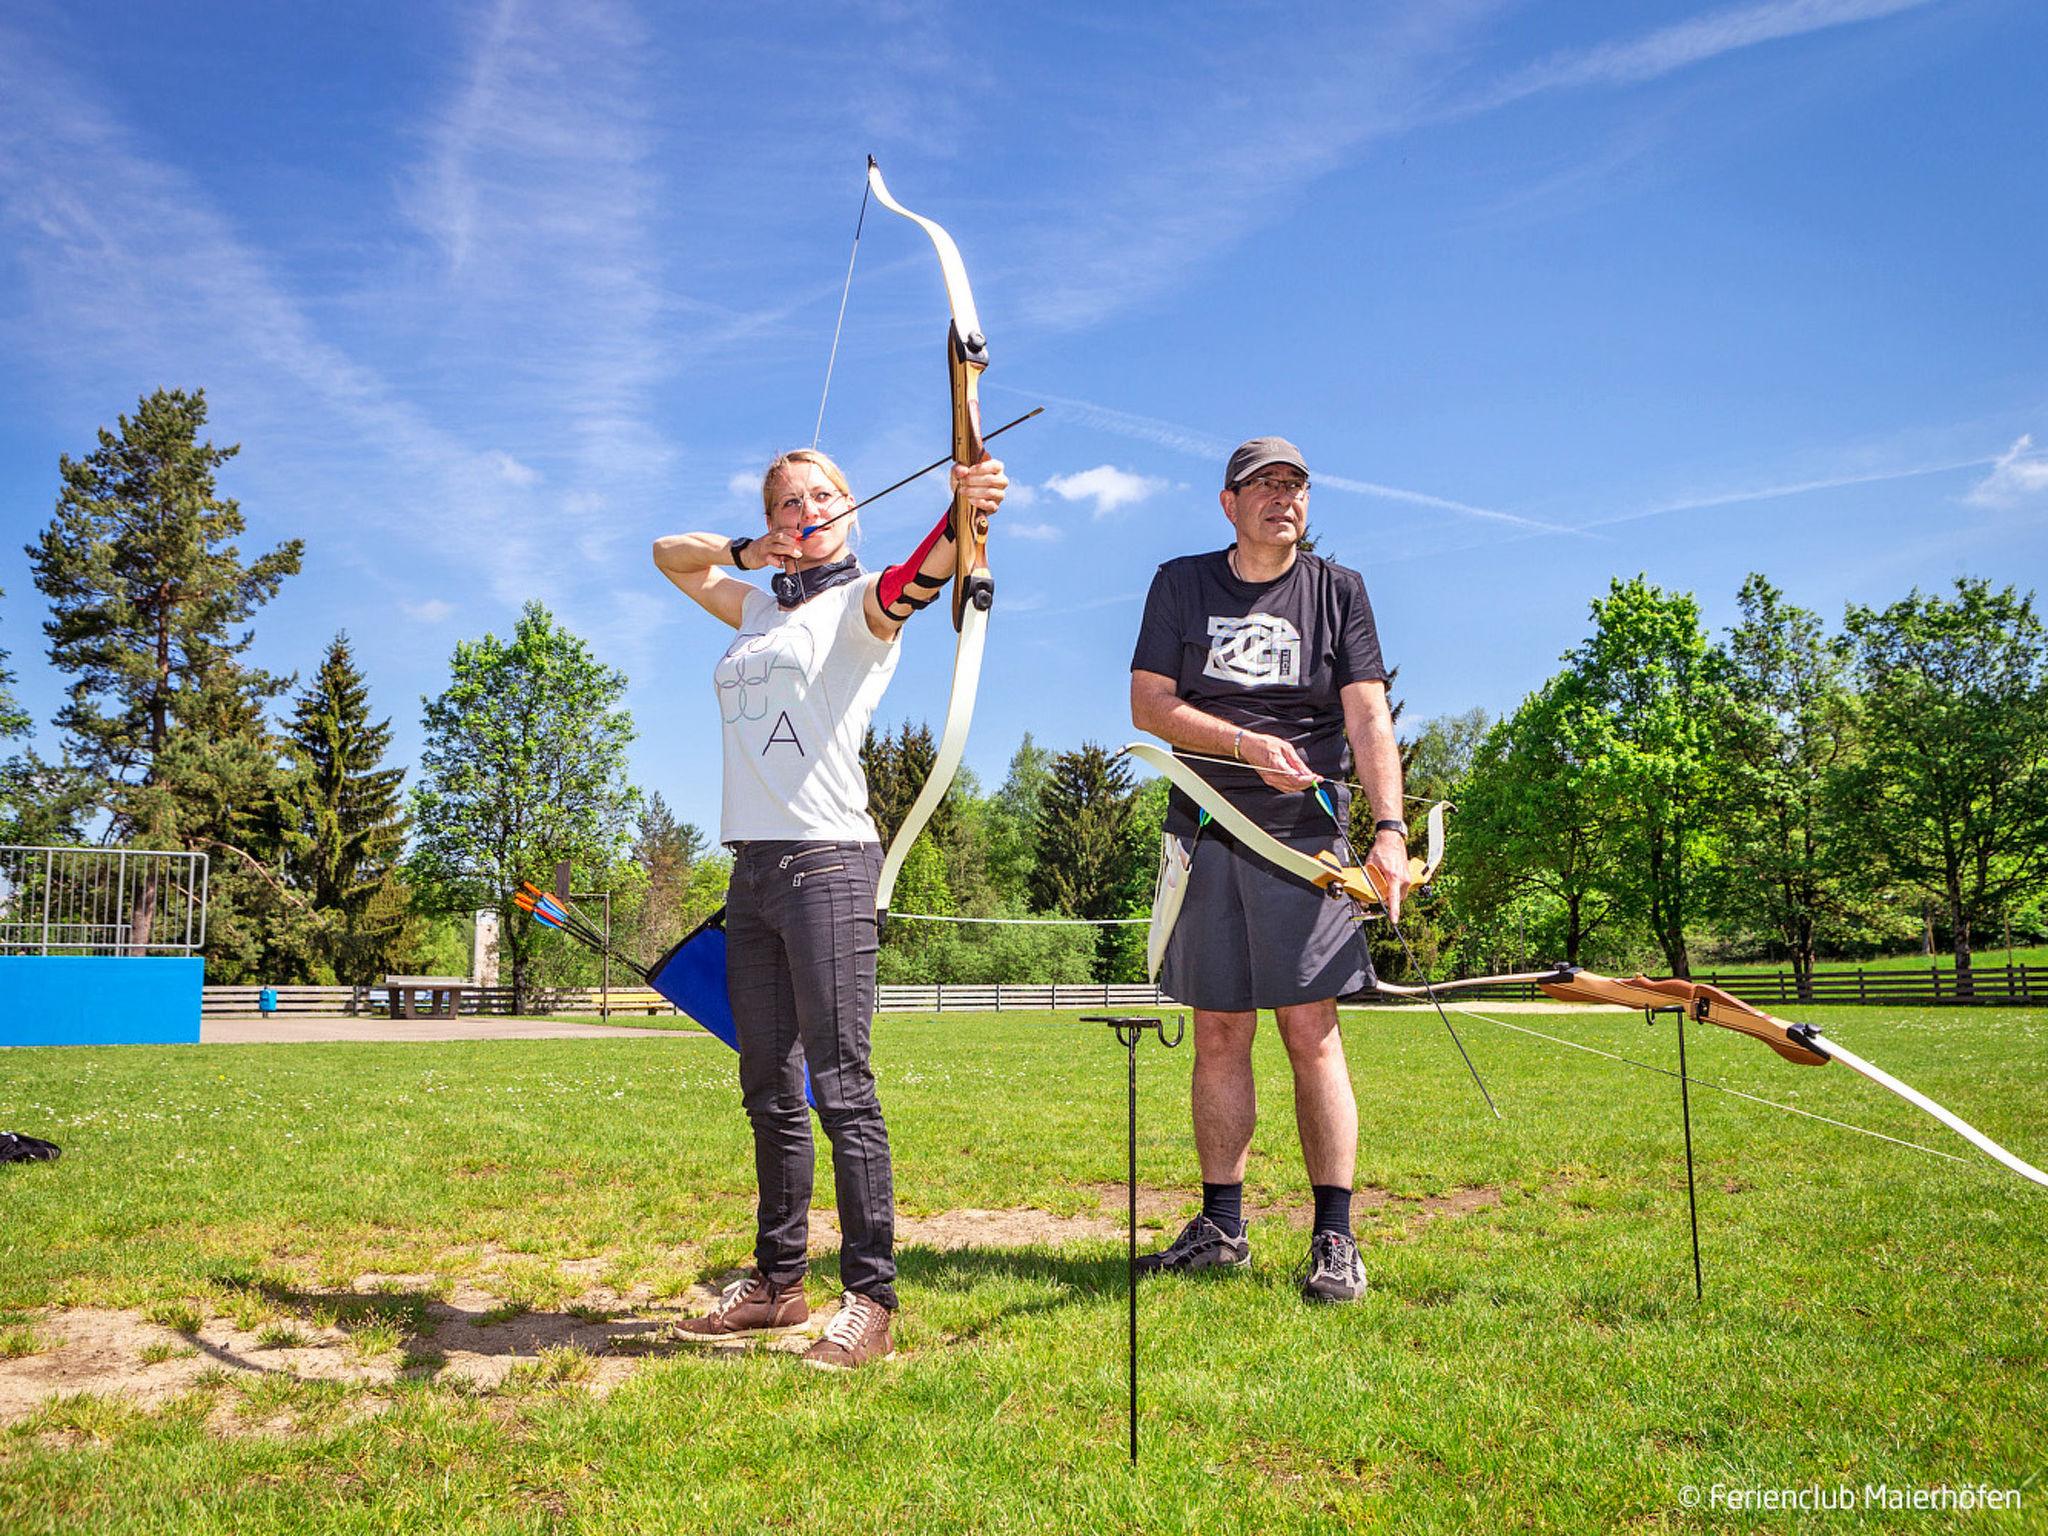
left=0, top=845, right=209, bottom=956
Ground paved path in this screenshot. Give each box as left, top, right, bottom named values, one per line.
left=201, top=1015, right=708, bottom=1045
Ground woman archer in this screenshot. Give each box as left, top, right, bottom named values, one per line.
left=651, top=446, right=1006, bottom=1370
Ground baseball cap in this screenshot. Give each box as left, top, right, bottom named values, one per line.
left=1223, top=436, right=1309, bottom=489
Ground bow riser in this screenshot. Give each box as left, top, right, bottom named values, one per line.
left=949, top=324, right=992, bottom=630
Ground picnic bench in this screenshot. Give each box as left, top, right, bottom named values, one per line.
left=383, top=974, right=470, bottom=1019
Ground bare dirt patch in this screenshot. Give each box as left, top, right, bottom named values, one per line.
left=1, top=1184, right=1515, bottom=1429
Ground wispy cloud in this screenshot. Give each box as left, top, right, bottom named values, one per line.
left=1017, top=0, right=1935, bottom=332
left=1964, top=435, right=2048, bottom=509
left=1583, top=449, right=2004, bottom=530
left=1018, top=388, right=1579, bottom=536
left=400, top=0, right=675, bottom=509
left=1464, top=0, right=1936, bottom=113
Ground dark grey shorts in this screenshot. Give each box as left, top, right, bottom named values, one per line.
left=1157, top=827, right=1375, bottom=1011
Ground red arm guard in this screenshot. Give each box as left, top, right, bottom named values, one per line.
left=878, top=506, right=955, bottom=621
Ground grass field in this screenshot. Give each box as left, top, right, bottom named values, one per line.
left=2, top=1001, right=2045, bottom=1533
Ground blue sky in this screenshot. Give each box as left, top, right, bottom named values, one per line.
left=2, top=0, right=2044, bottom=840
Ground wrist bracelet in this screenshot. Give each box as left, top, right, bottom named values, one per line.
left=1232, top=727, right=1245, bottom=762
left=1374, top=818, right=1409, bottom=838
left=728, top=535, right=755, bottom=570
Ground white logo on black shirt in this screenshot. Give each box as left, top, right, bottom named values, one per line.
left=1203, top=612, right=1302, bottom=687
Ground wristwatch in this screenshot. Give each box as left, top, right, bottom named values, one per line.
left=727, top=535, right=756, bottom=570
left=1373, top=818, right=1409, bottom=838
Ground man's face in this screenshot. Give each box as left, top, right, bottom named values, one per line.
left=1220, top=466, right=1310, bottom=546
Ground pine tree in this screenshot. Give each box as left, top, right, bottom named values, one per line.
left=1029, top=743, right=1141, bottom=979
left=278, top=634, right=411, bottom=981
left=862, top=721, right=957, bottom=850
left=0, top=590, right=83, bottom=844
left=631, top=791, right=707, bottom=961
left=27, top=388, right=302, bottom=838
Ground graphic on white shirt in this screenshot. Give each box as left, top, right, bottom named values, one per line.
left=716, top=626, right=815, bottom=732
left=1204, top=612, right=1302, bottom=687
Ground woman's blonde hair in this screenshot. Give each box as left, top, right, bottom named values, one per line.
left=761, top=449, right=853, bottom=520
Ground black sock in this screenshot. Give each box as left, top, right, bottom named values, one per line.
left=1312, top=1184, right=1353, bottom=1239
left=1201, top=1182, right=1244, bottom=1236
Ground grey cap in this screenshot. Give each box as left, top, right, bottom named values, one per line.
left=1224, top=436, right=1309, bottom=489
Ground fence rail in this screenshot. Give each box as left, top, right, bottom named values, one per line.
left=0, top=845, right=209, bottom=956
left=1391, top=962, right=2048, bottom=1008
left=196, top=962, right=2048, bottom=1020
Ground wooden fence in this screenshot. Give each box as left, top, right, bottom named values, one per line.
left=199, top=963, right=2048, bottom=1020
left=1408, top=963, right=2048, bottom=1007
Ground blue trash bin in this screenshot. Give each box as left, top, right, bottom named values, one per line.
left=258, top=986, right=278, bottom=1014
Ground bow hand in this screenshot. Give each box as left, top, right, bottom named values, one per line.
left=950, top=456, right=1007, bottom=519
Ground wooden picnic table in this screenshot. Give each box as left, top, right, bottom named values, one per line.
left=383, top=974, right=469, bottom=1020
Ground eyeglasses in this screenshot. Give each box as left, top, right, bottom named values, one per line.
left=776, top=486, right=847, bottom=517
left=1237, top=474, right=1309, bottom=498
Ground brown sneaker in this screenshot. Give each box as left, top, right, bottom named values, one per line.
left=672, top=1270, right=808, bottom=1341
left=799, top=1291, right=895, bottom=1371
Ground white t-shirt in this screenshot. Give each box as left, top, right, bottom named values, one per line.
left=714, top=573, right=903, bottom=843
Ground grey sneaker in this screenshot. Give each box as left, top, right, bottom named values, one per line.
left=1135, top=1214, right=1251, bottom=1276
left=1297, top=1230, right=1366, bottom=1303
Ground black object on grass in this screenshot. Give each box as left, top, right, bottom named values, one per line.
left=1082, top=1013, right=1185, bottom=1465
left=0, top=1132, right=61, bottom=1163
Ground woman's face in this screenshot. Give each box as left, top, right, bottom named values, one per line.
left=767, top=459, right=853, bottom=565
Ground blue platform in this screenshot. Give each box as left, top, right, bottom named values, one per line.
left=0, top=956, right=204, bottom=1047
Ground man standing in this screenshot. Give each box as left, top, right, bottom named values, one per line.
left=1128, top=436, right=1412, bottom=1304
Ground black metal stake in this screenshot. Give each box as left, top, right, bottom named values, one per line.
left=1084, top=1013, right=1184, bottom=1465
left=1674, top=1011, right=1704, bottom=1299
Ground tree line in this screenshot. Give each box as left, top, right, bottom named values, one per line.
left=7, top=390, right=2044, bottom=1002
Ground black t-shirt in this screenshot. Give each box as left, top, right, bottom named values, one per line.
left=1130, top=548, right=1387, bottom=838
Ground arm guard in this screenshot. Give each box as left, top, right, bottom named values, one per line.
left=878, top=507, right=956, bottom=623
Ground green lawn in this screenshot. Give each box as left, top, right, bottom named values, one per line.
left=2, top=1003, right=2044, bottom=1533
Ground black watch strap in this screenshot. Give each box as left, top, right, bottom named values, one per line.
left=728, top=535, right=755, bottom=570
left=1373, top=818, right=1409, bottom=838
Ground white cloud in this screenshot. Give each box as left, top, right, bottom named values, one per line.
left=1043, top=465, right=1171, bottom=518
left=487, top=451, right=539, bottom=486
left=1006, top=522, right=1064, bottom=543
left=403, top=598, right=455, bottom=624
left=1005, top=483, right=1039, bottom=509
left=727, top=471, right=761, bottom=501
left=1965, top=435, right=2048, bottom=509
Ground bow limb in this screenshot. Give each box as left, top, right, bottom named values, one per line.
left=866, top=158, right=995, bottom=922
left=1521, top=968, right=2048, bottom=1189
left=1122, top=743, right=1377, bottom=906
left=864, top=157, right=992, bottom=629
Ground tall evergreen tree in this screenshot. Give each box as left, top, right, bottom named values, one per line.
left=1029, top=743, right=1141, bottom=979
left=0, top=591, right=85, bottom=845
left=630, top=790, right=707, bottom=961
left=862, top=721, right=956, bottom=851
left=26, top=388, right=302, bottom=839
left=277, top=634, right=411, bottom=980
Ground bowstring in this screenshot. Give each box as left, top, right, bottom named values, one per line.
left=812, top=170, right=873, bottom=449
left=1319, top=787, right=1500, bottom=1119
left=1160, top=746, right=1447, bottom=806
left=1431, top=1001, right=1969, bottom=1166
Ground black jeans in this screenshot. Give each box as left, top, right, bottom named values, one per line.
left=724, top=840, right=896, bottom=1309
